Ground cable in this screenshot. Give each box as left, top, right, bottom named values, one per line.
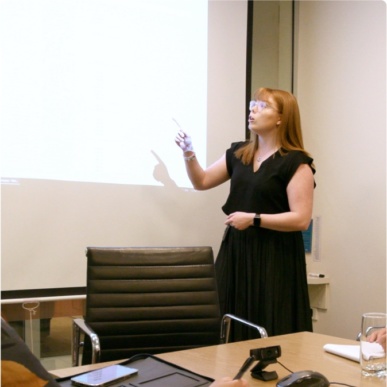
left=22, top=301, right=40, bottom=353
left=276, top=360, right=293, bottom=374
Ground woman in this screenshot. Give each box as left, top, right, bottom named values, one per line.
left=175, top=87, right=315, bottom=339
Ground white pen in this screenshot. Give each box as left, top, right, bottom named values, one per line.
left=309, top=273, right=325, bottom=278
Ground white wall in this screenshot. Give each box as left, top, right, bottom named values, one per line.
left=294, top=0, right=386, bottom=339
left=251, top=1, right=293, bottom=91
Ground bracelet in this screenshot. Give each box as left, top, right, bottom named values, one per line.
left=183, top=153, right=196, bottom=161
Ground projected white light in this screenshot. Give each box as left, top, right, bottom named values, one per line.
left=0, top=0, right=207, bottom=188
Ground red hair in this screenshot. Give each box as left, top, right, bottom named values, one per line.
left=235, top=88, right=312, bottom=165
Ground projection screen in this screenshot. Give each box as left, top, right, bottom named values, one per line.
left=1, top=0, right=249, bottom=293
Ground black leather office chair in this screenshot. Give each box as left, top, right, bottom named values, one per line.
left=72, top=246, right=268, bottom=366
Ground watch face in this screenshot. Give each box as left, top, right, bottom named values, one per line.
left=254, top=215, right=261, bottom=227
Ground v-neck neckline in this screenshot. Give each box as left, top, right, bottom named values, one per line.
left=253, top=150, right=279, bottom=173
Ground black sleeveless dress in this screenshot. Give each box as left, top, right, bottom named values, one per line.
left=215, top=142, right=315, bottom=340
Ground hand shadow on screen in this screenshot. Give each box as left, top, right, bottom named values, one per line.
left=151, top=150, right=179, bottom=190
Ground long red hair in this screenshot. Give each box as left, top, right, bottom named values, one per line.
left=235, top=87, right=312, bottom=165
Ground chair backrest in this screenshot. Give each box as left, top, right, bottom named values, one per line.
left=82, top=246, right=222, bottom=363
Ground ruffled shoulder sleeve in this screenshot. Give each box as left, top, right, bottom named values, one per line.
left=282, top=151, right=316, bottom=187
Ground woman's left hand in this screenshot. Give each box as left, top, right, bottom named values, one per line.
left=225, top=212, right=255, bottom=230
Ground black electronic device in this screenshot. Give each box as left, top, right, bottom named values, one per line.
left=253, top=214, right=261, bottom=227
left=250, top=346, right=281, bottom=381
left=251, top=345, right=281, bottom=361
left=276, top=370, right=330, bottom=387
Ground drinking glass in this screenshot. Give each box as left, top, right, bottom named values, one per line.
left=360, top=312, right=387, bottom=377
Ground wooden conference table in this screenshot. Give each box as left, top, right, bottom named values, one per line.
left=51, top=332, right=385, bottom=386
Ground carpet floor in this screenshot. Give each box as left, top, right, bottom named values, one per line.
left=40, top=317, right=73, bottom=358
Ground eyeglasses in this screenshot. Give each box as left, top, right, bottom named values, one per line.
left=249, top=100, right=277, bottom=112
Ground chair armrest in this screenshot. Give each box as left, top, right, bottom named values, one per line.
left=220, top=313, right=268, bottom=343
left=72, top=318, right=101, bottom=366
